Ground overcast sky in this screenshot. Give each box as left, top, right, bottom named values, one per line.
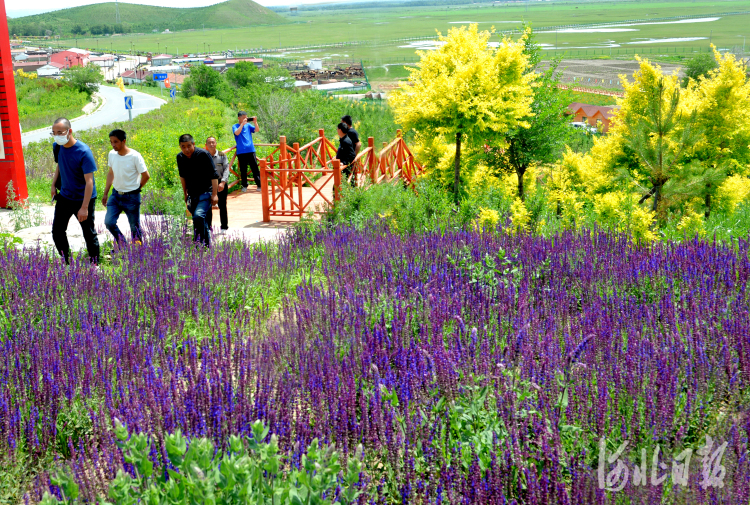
left=6, top=0, right=319, bottom=18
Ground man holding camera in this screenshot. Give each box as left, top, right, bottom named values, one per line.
left=232, top=111, right=260, bottom=192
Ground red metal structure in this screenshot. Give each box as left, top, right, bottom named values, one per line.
left=0, top=0, right=28, bottom=207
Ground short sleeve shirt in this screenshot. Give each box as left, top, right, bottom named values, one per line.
left=108, top=149, right=148, bottom=192
left=55, top=140, right=98, bottom=200
left=176, top=147, right=218, bottom=196
left=232, top=122, right=256, bottom=154
left=212, top=151, right=229, bottom=182
left=346, top=127, right=360, bottom=147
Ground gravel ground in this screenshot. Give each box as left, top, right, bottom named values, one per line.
left=540, top=59, right=685, bottom=89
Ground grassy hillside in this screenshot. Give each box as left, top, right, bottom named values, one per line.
left=8, top=0, right=287, bottom=37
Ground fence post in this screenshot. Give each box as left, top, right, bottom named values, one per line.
left=332, top=159, right=342, bottom=201
left=318, top=129, right=327, bottom=168
left=260, top=159, right=270, bottom=222
left=280, top=136, right=289, bottom=212
left=292, top=141, right=303, bottom=212
left=368, top=137, right=376, bottom=182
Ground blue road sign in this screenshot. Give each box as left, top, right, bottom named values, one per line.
left=124, top=96, right=133, bottom=110
left=170, top=88, right=176, bottom=98
left=153, top=73, right=168, bottom=81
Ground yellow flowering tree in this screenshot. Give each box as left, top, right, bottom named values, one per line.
left=390, top=24, right=534, bottom=202
left=613, top=58, right=702, bottom=219
left=681, top=48, right=750, bottom=216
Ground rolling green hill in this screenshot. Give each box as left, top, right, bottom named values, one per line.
left=8, top=0, right=288, bottom=37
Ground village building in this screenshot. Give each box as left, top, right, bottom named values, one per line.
left=37, top=63, right=64, bottom=77
left=567, top=103, right=618, bottom=133
left=50, top=48, right=90, bottom=69
left=90, top=55, right=115, bottom=69
left=13, top=61, right=46, bottom=72
left=157, top=74, right=187, bottom=89
left=121, top=69, right=153, bottom=84
left=150, top=54, right=173, bottom=66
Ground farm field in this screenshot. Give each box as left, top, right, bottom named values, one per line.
left=55, top=0, right=750, bottom=63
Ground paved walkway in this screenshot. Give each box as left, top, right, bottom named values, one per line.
left=0, top=180, right=337, bottom=253
left=22, top=85, right=166, bottom=146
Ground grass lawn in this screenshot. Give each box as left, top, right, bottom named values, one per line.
left=567, top=90, right=618, bottom=106
left=56, top=0, right=749, bottom=63
left=16, top=77, right=93, bottom=132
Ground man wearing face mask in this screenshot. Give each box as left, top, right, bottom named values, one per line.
left=50, top=118, right=100, bottom=265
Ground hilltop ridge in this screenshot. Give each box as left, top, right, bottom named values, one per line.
left=8, top=0, right=288, bottom=37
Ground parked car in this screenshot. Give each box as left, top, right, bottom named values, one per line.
left=570, top=122, right=588, bottom=130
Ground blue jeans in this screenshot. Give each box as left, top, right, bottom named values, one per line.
left=188, top=192, right=212, bottom=247
left=105, top=191, right=142, bottom=243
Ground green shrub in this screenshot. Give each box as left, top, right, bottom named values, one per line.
left=15, top=75, right=90, bottom=131
left=326, top=180, right=459, bottom=234
left=41, top=420, right=363, bottom=505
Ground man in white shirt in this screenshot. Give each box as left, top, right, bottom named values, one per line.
left=101, top=129, right=150, bottom=244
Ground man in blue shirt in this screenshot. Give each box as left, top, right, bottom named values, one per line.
left=232, top=110, right=260, bottom=192
left=50, top=118, right=100, bottom=265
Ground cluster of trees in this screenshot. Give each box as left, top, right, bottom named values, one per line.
left=71, top=24, right=133, bottom=35
left=10, top=21, right=133, bottom=37
left=181, top=62, right=399, bottom=145
left=390, top=24, right=750, bottom=230
left=10, top=21, right=57, bottom=37
left=572, top=49, right=750, bottom=222
left=390, top=25, right=579, bottom=203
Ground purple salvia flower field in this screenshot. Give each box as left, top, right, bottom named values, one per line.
left=1, top=223, right=749, bottom=503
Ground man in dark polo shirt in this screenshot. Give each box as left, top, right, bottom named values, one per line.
left=335, top=122, right=356, bottom=186
left=176, top=134, right=219, bottom=247
left=50, top=117, right=100, bottom=265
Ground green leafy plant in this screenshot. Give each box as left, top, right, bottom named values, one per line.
left=41, top=419, right=363, bottom=505
left=5, top=181, right=44, bottom=232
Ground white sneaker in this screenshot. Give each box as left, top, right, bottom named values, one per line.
left=241, top=187, right=248, bottom=193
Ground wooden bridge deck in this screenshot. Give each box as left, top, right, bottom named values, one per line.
left=214, top=178, right=336, bottom=229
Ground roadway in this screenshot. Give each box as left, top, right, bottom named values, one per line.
left=21, top=84, right=166, bottom=146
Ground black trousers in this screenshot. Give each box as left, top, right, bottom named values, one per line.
left=207, top=184, right=229, bottom=230
left=237, top=152, right=260, bottom=188
left=341, top=162, right=356, bottom=187
left=52, top=195, right=100, bottom=264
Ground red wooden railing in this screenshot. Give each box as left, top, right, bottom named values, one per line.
left=254, top=129, right=424, bottom=222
